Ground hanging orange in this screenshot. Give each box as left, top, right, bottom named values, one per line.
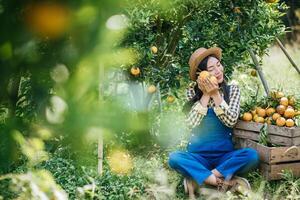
left=130, top=67, right=140, bottom=76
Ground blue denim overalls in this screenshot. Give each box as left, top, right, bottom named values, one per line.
left=168, top=108, right=259, bottom=185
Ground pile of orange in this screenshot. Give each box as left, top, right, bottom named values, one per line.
left=241, top=91, right=300, bottom=127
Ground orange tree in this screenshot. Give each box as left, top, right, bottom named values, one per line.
left=121, top=0, right=286, bottom=99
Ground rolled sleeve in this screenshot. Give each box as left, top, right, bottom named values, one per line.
left=213, top=100, right=229, bottom=116
left=194, top=101, right=208, bottom=115
left=215, top=84, right=241, bottom=128
left=186, top=101, right=207, bottom=129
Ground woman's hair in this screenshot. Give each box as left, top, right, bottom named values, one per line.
left=182, top=55, right=230, bottom=114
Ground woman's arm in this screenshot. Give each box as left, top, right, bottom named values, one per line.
left=185, top=84, right=210, bottom=129
left=211, top=84, right=241, bottom=128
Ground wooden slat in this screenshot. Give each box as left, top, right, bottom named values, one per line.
left=249, top=140, right=270, bottom=164
left=235, top=138, right=300, bottom=164
left=235, top=120, right=263, bottom=132
left=235, top=120, right=300, bottom=138
left=270, top=147, right=294, bottom=163
left=260, top=162, right=300, bottom=181
left=236, top=137, right=300, bottom=181
left=295, top=128, right=300, bottom=137
left=268, top=124, right=300, bottom=138
left=233, top=129, right=259, bottom=140
left=271, top=146, right=300, bottom=163
left=255, top=140, right=300, bottom=164
left=245, top=139, right=271, bottom=163
left=234, top=129, right=293, bottom=146
left=271, top=163, right=300, bottom=180
left=236, top=138, right=271, bottom=163
left=260, top=163, right=271, bottom=181
left=292, top=137, right=300, bottom=146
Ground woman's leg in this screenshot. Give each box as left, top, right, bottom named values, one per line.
left=214, top=148, right=259, bottom=180
left=168, top=151, right=235, bottom=189
left=168, top=150, right=214, bottom=186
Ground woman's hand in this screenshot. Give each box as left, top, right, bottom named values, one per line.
left=204, top=77, right=219, bottom=96
left=197, top=76, right=219, bottom=96
left=196, top=78, right=210, bottom=107
left=205, top=78, right=222, bottom=106
left=197, top=77, right=209, bottom=95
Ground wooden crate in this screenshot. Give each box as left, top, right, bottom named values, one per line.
left=260, top=163, right=300, bottom=181
left=235, top=138, right=300, bottom=180
left=234, top=120, right=300, bottom=146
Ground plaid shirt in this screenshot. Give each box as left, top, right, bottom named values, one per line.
left=185, top=82, right=241, bottom=129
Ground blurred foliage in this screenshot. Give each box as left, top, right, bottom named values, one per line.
left=0, top=170, right=68, bottom=200
left=0, top=131, right=67, bottom=199
left=0, top=0, right=152, bottom=172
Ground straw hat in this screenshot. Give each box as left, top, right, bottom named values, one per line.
left=188, top=47, right=222, bottom=81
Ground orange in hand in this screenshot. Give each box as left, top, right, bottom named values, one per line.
left=199, top=71, right=218, bottom=85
